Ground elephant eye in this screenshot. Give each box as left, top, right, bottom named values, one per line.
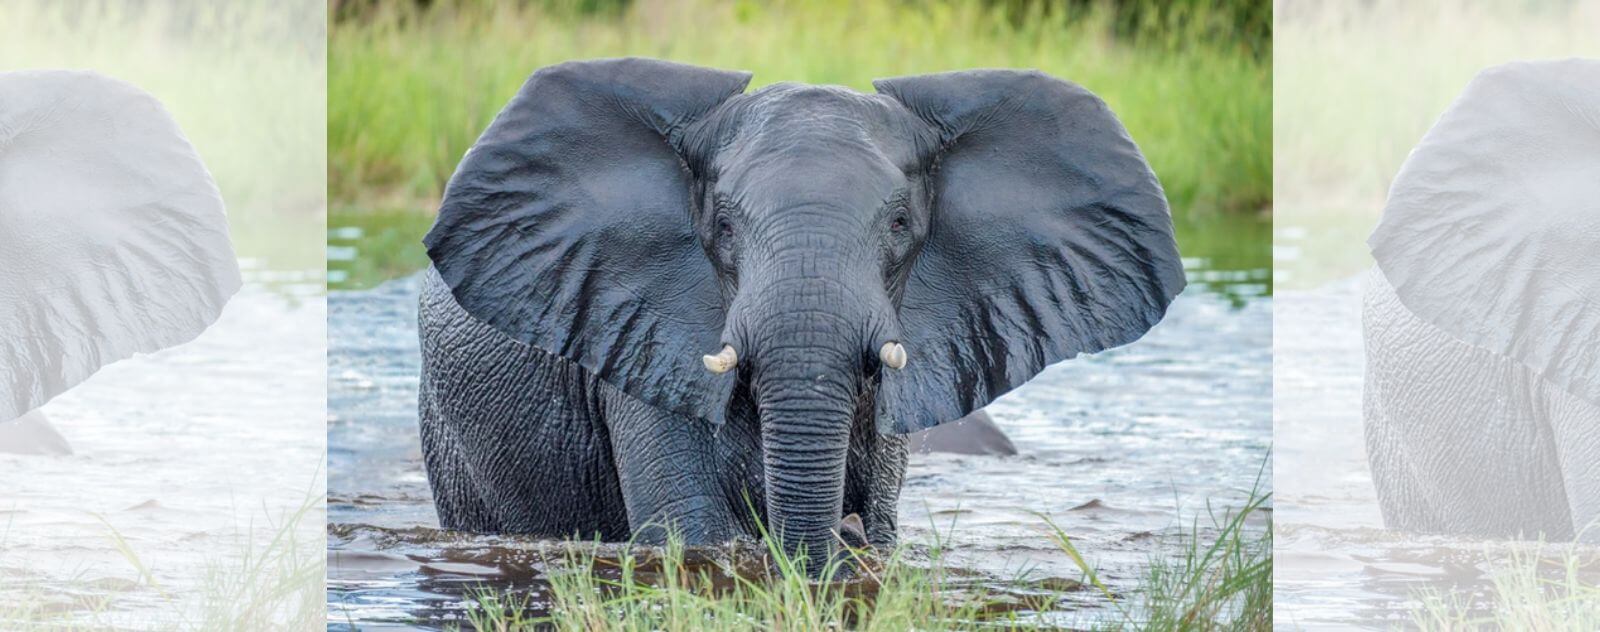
left=889, top=213, right=909, bottom=233
left=716, top=215, right=735, bottom=238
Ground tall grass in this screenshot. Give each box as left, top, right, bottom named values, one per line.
left=0, top=488, right=324, bottom=631
left=1273, top=0, right=1600, bottom=288
left=330, top=0, right=1270, bottom=217
left=1410, top=541, right=1600, bottom=630
left=453, top=487, right=1272, bottom=630
left=0, top=0, right=327, bottom=273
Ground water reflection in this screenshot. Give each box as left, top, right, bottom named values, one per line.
left=1274, top=275, right=1600, bottom=626
left=0, top=262, right=326, bottom=628
left=325, top=217, right=1271, bottom=627
left=328, top=208, right=1273, bottom=302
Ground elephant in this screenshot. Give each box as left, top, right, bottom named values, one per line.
left=1363, top=59, right=1599, bottom=542
left=417, top=58, right=1184, bottom=566
left=0, top=70, right=239, bottom=432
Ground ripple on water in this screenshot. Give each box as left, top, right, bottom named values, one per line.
left=0, top=267, right=325, bottom=628
left=328, top=268, right=1271, bottom=628
left=1275, top=274, right=1600, bottom=627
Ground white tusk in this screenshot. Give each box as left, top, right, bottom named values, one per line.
left=702, top=345, right=738, bottom=374
left=879, top=341, right=907, bottom=370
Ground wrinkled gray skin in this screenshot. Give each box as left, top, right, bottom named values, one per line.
left=1364, top=270, right=1600, bottom=542
left=422, top=265, right=906, bottom=545
left=1361, top=61, right=1599, bottom=543
left=418, top=58, right=1182, bottom=568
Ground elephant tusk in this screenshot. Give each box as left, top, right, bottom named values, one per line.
left=879, top=341, right=907, bottom=370
left=702, top=345, right=738, bottom=374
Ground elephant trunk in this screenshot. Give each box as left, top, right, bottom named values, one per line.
left=756, top=358, right=855, bottom=567
left=739, top=266, right=886, bottom=572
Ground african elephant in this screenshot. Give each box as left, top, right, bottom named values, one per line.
left=418, top=58, right=1184, bottom=565
left=1363, top=60, right=1599, bottom=542
left=0, top=70, right=239, bottom=429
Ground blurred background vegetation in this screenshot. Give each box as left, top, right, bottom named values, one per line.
left=1275, top=0, right=1600, bottom=289
left=1, top=0, right=327, bottom=279
left=328, top=0, right=1272, bottom=294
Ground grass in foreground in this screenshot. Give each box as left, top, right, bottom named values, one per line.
left=453, top=488, right=1271, bottom=631
left=0, top=488, right=324, bottom=631
left=1410, top=541, right=1600, bottom=630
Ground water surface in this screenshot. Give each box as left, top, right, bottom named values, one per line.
left=1273, top=275, right=1600, bottom=628
left=0, top=264, right=326, bottom=628
left=326, top=212, right=1271, bottom=629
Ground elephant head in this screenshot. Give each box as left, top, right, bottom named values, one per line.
left=426, top=58, right=1183, bottom=561
left=0, top=70, right=241, bottom=423
left=1369, top=59, right=1599, bottom=408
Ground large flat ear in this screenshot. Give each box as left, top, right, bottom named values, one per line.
left=1369, top=59, right=1600, bottom=408
left=0, top=71, right=240, bottom=423
left=872, top=70, right=1185, bottom=434
left=424, top=58, right=750, bottom=425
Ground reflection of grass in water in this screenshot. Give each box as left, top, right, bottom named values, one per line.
left=329, top=204, right=1274, bottom=294
left=1411, top=542, right=1600, bottom=630
left=451, top=487, right=1271, bottom=630
left=0, top=0, right=326, bottom=274
left=0, top=486, right=324, bottom=631
left=328, top=207, right=438, bottom=291
left=330, top=0, right=1270, bottom=218
left=1274, top=0, right=1600, bottom=289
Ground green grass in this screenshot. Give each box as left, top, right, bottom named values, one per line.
left=450, top=487, right=1271, bottom=630
left=0, top=484, right=325, bottom=631
left=330, top=0, right=1270, bottom=218
left=1410, top=541, right=1600, bottom=630
left=1274, top=0, right=1600, bottom=289
left=0, top=0, right=327, bottom=274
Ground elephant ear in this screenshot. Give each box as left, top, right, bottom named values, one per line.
left=1370, top=59, right=1600, bottom=408
left=424, top=58, right=750, bottom=425
left=872, top=70, right=1185, bottom=434
left=0, top=70, right=240, bottom=423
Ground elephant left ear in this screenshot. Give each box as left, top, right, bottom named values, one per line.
left=0, top=71, right=240, bottom=423
left=872, top=70, right=1185, bottom=434
left=1369, top=60, right=1600, bottom=408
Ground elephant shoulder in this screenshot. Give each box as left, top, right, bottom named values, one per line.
left=419, top=266, right=603, bottom=416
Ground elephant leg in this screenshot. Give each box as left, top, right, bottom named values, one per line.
left=418, top=267, right=630, bottom=538
left=1363, top=269, right=1574, bottom=540
left=1542, top=384, right=1600, bottom=542
left=599, top=383, right=758, bottom=544
left=845, top=408, right=909, bottom=548
left=417, top=382, right=495, bottom=531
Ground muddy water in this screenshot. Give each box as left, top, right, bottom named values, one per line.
left=0, top=263, right=326, bottom=628
left=1274, top=275, right=1600, bottom=628
left=327, top=245, right=1271, bottom=629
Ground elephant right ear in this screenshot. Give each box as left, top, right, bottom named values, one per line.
left=424, top=58, right=750, bottom=425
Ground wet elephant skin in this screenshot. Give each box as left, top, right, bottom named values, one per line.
left=417, top=58, right=1183, bottom=567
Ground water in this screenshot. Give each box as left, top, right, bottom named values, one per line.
left=1273, top=274, right=1600, bottom=628
left=0, top=263, right=326, bottom=628
left=326, top=221, right=1271, bottom=629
